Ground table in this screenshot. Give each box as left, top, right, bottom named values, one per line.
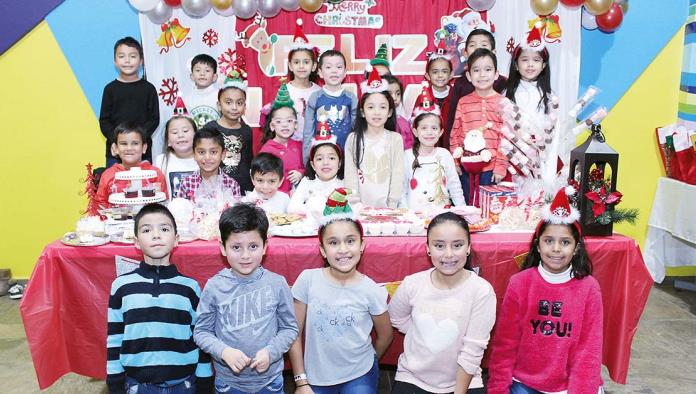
left=643, top=177, right=696, bottom=283
left=20, top=233, right=652, bottom=389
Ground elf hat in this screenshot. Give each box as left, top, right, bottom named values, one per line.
left=360, top=65, right=388, bottom=94
left=222, top=57, right=248, bottom=91
left=370, top=43, right=389, bottom=68
left=288, top=18, right=314, bottom=51
left=271, top=78, right=295, bottom=110
left=428, top=39, right=452, bottom=61
left=411, top=81, right=441, bottom=121
left=312, top=116, right=338, bottom=148
left=317, top=188, right=363, bottom=237
left=173, top=96, right=189, bottom=116
left=535, top=186, right=581, bottom=236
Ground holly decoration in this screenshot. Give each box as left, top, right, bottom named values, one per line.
left=583, top=167, right=638, bottom=225
left=81, top=163, right=100, bottom=217
left=158, top=77, right=179, bottom=106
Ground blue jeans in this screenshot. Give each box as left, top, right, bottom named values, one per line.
left=215, top=374, right=284, bottom=394
left=311, top=356, right=379, bottom=394
left=459, top=170, right=494, bottom=205
left=510, top=381, right=543, bottom=394
left=125, top=375, right=195, bottom=394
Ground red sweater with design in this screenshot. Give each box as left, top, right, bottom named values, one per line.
left=487, top=268, right=603, bottom=394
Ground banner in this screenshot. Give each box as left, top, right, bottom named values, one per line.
left=140, top=1, right=580, bottom=158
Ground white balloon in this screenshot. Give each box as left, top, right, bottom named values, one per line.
left=257, top=0, right=282, bottom=18
left=146, top=1, right=173, bottom=24
left=581, top=7, right=598, bottom=30
left=181, top=0, right=212, bottom=18
left=234, top=0, right=258, bottom=19
left=279, top=0, right=300, bottom=11
left=214, top=5, right=237, bottom=17
left=129, top=0, right=159, bottom=12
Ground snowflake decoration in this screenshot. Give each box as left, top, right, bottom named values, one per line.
left=506, top=37, right=516, bottom=54
left=158, top=77, right=179, bottom=106
left=202, top=28, right=218, bottom=48
left=217, top=48, right=246, bottom=76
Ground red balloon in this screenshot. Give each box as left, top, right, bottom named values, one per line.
left=596, top=3, right=624, bottom=33
left=164, top=0, right=181, bottom=6
left=560, top=0, right=584, bottom=6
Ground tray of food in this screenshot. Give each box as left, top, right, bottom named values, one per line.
left=61, top=232, right=110, bottom=247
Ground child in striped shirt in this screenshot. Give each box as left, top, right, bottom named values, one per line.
left=107, top=203, right=212, bottom=394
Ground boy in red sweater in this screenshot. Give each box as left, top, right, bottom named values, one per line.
left=96, top=122, right=168, bottom=208
left=487, top=188, right=603, bottom=394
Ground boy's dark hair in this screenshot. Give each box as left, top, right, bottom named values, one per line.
left=465, top=29, right=496, bottom=50
left=191, top=54, right=217, bottom=73
left=193, top=128, right=225, bottom=150
left=113, top=36, right=143, bottom=58
left=134, top=203, right=177, bottom=235
left=426, top=212, right=471, bottom=270
left=251, top=152, right=284, bottom=179
left=219, top=203, right=269, bottom=246
left=318, top=49, right=346, bottom=68
left=466, top=48, right=497, bottom=72
left=306, top=143, right=344, bottom=180
left=522, top=221, right=592, bottom=279
left=113, top=122, right=146, bottom=144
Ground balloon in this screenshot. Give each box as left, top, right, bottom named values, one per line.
left=279, top=0, right=300, bottom=11
left=146, top=1, right=173, bottom=24
left=560, top=0, right=584, bottom=6
left=210, top=0, right=233, bottom=9
left=129, top=0, right=159, bottom=12
left=530, top=0, right=559, bottom=16
left=467, top=0, right=496, bottom=12
left=234, top=0, right=258, bottom=19
left=299, top=0, right=323, bottom=13
left=596, top=3, right=623, bottom=32
left=581, top=7, right=598, bottom=30
left=257, top=0, right=281, bottom=18
left=584, top=0, right=612, bottom=15
left=181, top=0, right=211, bottom=17
left=620, top=0, right=628, bottom=15
left=214, top=3, right=236, bottom=17
left=163, top=0, right=181, bottom=7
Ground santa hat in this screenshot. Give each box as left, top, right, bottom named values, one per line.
left=370, top=43, right=389, bottom=68
left=522, top=22, right=545, bottom=51
left=428, top=39, right=452, bottom=62
left=173, top=96, right=189, bottom=116
left=360, top=66, right=388, bottom=94
left=535, top=186, right=581, bottom=236
left=288, top=18, right=314, bottom=51
left=271, top=78, right=294, bottom=110
left=456, top=8, right=495, bottom=43
left=411, top=81, right=441, bottom=121
left=223, top=57, right=248, bottom=91
left=317, top=188, right=362, bottom=232
left=312, top=116, right=338, bottom=148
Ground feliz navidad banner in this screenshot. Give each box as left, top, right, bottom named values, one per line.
left=138, top=0, right=581, bottom=157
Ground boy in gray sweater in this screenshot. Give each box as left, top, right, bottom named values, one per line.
left=194, top=204, right=298, bottom=393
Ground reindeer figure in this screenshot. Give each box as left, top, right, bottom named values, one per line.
left=236, top=16, right=279, bottom=76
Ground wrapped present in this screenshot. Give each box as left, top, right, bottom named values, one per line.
left=657, top=124, right=696, bottom=184
left=479, top=185, right=518, bottom=224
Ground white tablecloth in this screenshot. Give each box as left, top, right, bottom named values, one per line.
left=644, top=177, right=696, bottom=282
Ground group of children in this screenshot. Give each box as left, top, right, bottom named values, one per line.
left=108, top=185, right=603, bottom=394
left=97, top=19, right=557, bottom=215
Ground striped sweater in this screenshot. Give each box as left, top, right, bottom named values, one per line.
left=107, top=262, right=213, bottom=394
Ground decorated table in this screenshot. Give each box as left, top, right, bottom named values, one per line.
left=21, top=232, right=651, bottom=389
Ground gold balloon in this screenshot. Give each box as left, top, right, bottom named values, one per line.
left=299, top=0, right=323, bottom=13
left=584, top=0, right=612, bottom=15
left=210, top=0, right=233, bottom=9
left=530, top=0, right=559, bottom=16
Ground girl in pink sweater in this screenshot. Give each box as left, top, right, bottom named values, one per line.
left=487, top=188, right=603, bottom=394
left=389, top=212, right=496, bottom=393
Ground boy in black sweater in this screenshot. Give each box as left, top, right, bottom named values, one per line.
left=100, top=37, right=159, bottom=167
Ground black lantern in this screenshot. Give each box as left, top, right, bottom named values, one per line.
left=568, top=124, right=619, bottom=236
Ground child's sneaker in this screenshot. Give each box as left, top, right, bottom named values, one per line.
left=8, top=283, right=24, bottom=299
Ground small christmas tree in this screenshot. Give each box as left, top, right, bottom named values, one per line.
left=272, top=78, right=294, bottom=110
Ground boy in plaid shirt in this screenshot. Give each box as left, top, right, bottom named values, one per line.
left=178, top=129, right=241, bottom=203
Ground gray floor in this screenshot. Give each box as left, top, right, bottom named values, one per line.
left=2, top=281, right=695, bottom=393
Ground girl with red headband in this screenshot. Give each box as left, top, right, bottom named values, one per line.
left=487, top=187, right=604, bottom=394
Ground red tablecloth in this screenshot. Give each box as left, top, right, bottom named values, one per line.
left=20, top=233, right=652, bottom=389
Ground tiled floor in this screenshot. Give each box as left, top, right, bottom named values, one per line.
left=2, top=281, right=695, bottom=393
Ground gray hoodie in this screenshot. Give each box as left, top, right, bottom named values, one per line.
left=194, top=266, right=298, bottom=392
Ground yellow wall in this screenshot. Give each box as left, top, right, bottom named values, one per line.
left=0, top=22, right=103, bottom=278
left=579, top=29, right=684, bottom=248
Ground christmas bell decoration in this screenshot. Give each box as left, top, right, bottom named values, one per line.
left=568, top=123, right=619, bottom=236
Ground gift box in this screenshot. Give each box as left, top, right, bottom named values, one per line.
left=480, top=185, right=518, bottom=223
